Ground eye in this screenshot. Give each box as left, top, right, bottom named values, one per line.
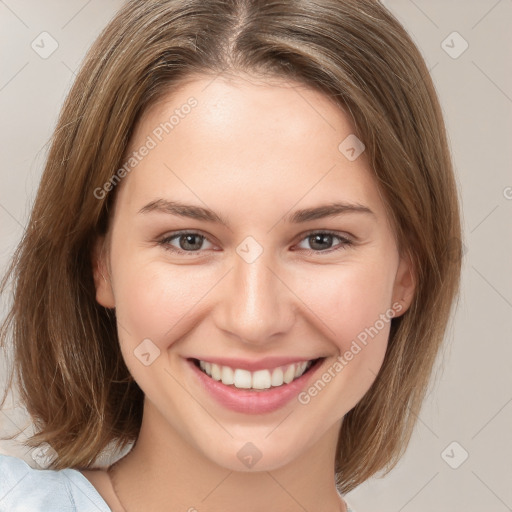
left=158, top=229, right=353, bottom=256
left=158, top=231, right=215, bottom=255
left=294, top=230, right=354, bottom=254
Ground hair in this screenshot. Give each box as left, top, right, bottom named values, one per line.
left=0, top=0, right=462, bottom=495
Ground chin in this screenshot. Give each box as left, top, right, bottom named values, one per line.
left=198, top=435, right=309, bottom=473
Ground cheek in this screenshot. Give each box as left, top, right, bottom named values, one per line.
left=305, top=260, right=396, bottom=338
left=112, top=255, right=216, bottom=348
left=293, top=259, right=398, bottom=398
left=112, top=238, right=398, bottom=367
left=301, top=263, right=397, bottom=408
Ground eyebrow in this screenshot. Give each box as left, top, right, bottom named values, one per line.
left=138, top=199, right=375, bottom=226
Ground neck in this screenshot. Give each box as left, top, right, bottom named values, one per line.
left=108, top=399, right=346, bottom=512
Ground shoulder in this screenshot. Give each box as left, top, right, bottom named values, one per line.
left=0, top=453, right=111, bottom=511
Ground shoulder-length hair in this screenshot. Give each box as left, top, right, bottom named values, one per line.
left=0, top=0, right=462, bottom=494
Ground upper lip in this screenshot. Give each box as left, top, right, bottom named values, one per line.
left=187, top=356, right=323, bottom=372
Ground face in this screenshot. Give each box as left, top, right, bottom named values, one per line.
left=93, top=73, right=415, bottom=472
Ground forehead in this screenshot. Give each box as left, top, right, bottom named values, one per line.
left=114, top=73, right=385, bottom=221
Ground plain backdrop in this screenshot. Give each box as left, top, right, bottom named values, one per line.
left=0, top=1, right=511, bottom=511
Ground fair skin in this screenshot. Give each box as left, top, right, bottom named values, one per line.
left=85, top=73, right=415, bottom=512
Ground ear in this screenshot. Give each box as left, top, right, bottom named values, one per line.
left=91, top=235, right=116, bottom=309
left=391, top=251, right=416, bottom=317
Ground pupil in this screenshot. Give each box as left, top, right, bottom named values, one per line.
left=310, top=233, right=332, bottom=250
left=181, top=234, right=202, bottom=251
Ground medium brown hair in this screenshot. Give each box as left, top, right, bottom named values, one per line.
left=0, top=0, right=462, bottom=494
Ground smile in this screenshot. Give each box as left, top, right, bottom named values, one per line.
left=186, top=356, right=326, bottom=414
left=197, top=359, right=315, bottom=390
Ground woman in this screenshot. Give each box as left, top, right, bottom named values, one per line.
left=0, top=0, right=462, bottom=510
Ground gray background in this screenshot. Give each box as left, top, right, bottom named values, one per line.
left=1, top=1, right=511, bottom=511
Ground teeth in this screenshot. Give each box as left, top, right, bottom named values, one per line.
left=283, top=364, right=295, bottom=384
left=295, top=361, right=307, bottom=378
left=233, top=369, right=252, bottom=389
left=221, top=365, right=234, bottom=385
left=271, top=368, right=284, bottom=387
left=198, top=359, right=314, bottom=390
left=252, top=370, right=271, bottom=390
left=211, top=363, right=222, bottom=381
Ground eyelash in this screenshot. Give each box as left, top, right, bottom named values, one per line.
left=157, top=230, right=354, bottom=256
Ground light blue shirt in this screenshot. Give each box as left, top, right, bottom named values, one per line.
left=0, top=454, right=110, bottom=511
left=0, top=453, right=357, bottom=511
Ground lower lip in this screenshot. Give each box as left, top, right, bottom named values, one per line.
left=186, top=357, right=325, bottom=414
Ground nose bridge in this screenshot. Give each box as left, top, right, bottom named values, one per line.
left=216, top=247, right=294, bottom=344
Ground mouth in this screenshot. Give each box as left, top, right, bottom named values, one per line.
left=185, top=356, right=327, bottom=414
left=188, top=357, right=325, bottom=392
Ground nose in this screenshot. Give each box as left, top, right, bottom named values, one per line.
left=213, top=249, right=296, bottom=346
